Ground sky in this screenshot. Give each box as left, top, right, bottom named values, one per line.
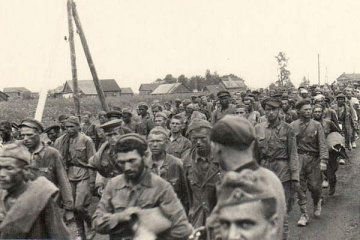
left=1, top=0, right=360, bottom=93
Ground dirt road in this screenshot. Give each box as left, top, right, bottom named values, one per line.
left=93, top=144, right=360, bottom=240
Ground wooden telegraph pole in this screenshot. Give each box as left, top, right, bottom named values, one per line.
left=71, top=1, right=109, bottom=112
left=318, top=54, right=320, bottom=85
left=67, top=0, right=81, bottom=117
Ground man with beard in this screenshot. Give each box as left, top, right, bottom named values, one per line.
left=148, top=127, right=189, bottom=212
left=0, top=143, right=70, bottom=239
left=19, top=119, right=74, bottom=223
left=183, top=119, right=223, bottom=228
left=207, top=115, right=286, bottom=239
left=255, top=99, right=299, bottom=239
left=211, top=91, right=236, bottom=124
left=313, top=105, right=343, bottom=195
left=55, top=116, right=96, bottom=240
left=291, top=99, right=328, bottom=226
left=214, top=171, right=282, bottom=240
left=135, top=102, right=154, bottom=136
left=166, top=115, right=191, bottom=161
left=58, top=114, right=68, bottom=135
left=93, top=133, right=193, bottom=240
left=89, top=119, right=124, bottom=195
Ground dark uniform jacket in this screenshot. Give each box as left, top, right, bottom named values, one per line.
left=183, top=149, right=223, bottom=228
left=167, top=134, right=192, bottom=161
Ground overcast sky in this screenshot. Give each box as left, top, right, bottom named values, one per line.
left=1, top=0, right=360, bottom=93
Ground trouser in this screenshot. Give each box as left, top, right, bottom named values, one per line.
left=70, top=179, right=92, bottom=239
left=325, top=150, right=339, bottom=189
left=282, top=181, right=295, bottom=240
left=297, top=154, right=322, bottom=208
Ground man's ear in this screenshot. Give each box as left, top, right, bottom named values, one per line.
left=266, top=214, right=280, bottom=238
left=21, top=165, right=32, bottom=181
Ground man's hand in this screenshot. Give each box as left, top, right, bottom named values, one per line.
left=320, top=162, right=327, bottom=171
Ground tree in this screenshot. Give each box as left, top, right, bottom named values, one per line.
left=300, top=76, right=310, bottom=88
left=275, top=52, right=292, bottom=88
left=164, top=74, right=177, bottom=84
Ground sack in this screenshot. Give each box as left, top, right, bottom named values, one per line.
left=326, top=132, right=345, bottom=149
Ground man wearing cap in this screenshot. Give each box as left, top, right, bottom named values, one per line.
left=209, top=171, right=283, bottom=240
left=166, top=115, right=192, bottom=161
left=243, top=95, right=261, bottom=126
left=255, top=99, right=299, bottom=239
left=291, top=99, right=328, bottom=226
left=44, top=124, right=61, bottom=146
left=281, top=96, right=298, bottom=124
left=106, top=110, right=122, bottom=121
left=93, top=133, right=193, bottom=240
left=154, top=112, right=170, bottom=134
left=88, top=119, right=124, bottom=195
left=211, top=90, right=236, bottom=125
left=55, top=116, right=96, bottom=239
left=183, top=119, right=223, bottom=228
left=0, top=121, right=14, bottom=146
left=136, top=102, right=154, bottom=136
left=82, top=111, right=97, bottom=146
left=0, top=143, right=70, bottom=239
left=58, top=114, right=68, bottom=134
left=19, top=118, right=74, bottom=222
left=332, top=93, right=354, bottom=150
left=208, top=115, right=286, bottom=238
left=94, top=111, right=108, bottom=150
left=148, top=127, right=189, bottom=212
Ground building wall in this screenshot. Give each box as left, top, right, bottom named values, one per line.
left=172, top=85, right=191, bottom=94
left=104, top=91, right=121, bottom=97
left=139, top=90, right=152, bottom=95
left=4, top=92, right=21, bottom=99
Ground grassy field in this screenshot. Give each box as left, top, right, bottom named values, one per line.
left=0, top=93, right=198, bottom=126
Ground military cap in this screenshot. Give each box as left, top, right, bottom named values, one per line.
left=191, top=95, right=197, bottom=100
left=100, top=119, right=122, bottom=133
left=117, top=133, right=147, bottom=146
left=112, top=105, right=122, bottom=112
left=216, top=170, right=276, bottom=209
left=44, top=124, right=61, bottom=133
left=138, top=102, right=149, bottom=109
left=175, top=98, right=181, bottom=103
left=313, top=94, right=325, bottom=102
left=210, top=115, right=255, bottom=150
left=98, top=111, right=107, bottom=116
left=155, top=112, right=168, bottom=119
left=122, top=108, right=133, bottom=116
left=82, top=111, right=92, bottom=117
left=11, top=122, right=19, bottom=130
left=0, top=143, right=31, bottom=165
left=336, top=93, right=346, bottom=100
left=106, top=110, right=122, bottom=119
left=312, top=104, right=324, bottom=111
left=217, top=90, right=231, bottom=98
left=299, top=88, right=308, bottom=94
left=66, top=116, right=80, bottom=126
left=19, top=118, right=44, bottom=133
left=263, top=98, right=281, bottom=108
left=252, top=90, right=260, bottom=95
left=187, top=118, right=212, bottom=134
left=295, top=99, right=312, bottom=110
left=0, top=121, right=12, bottom=132
left=149, top=126, right=169, bottom=138
left=182, top=99, right=192, bottom=106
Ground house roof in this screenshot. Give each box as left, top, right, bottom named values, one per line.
left=139, top=83, right=161, bottom=91
left=151, top=83, right=187, bottom=95
left=120, top=87, right=134, bottom=94
left=204, top=84, right=225, bottom=93
left=221, top=79, right=247, bottom=89
left=3, top=87, right=30, bottom=93
left=0, top=91, right=9, bottom=100
left=64, top=79, right=121, bottom=95
left=337, top=73, right=360, bottom=81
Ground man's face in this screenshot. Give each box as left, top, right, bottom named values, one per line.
left=235, top=108, right=247, bottom=117
left=20, top=127, right=40, bottom=150
left=154, top=116, right=166, bottom=127
left=265, top=105, right=279, bottom=122
left=313, top=107, right=323, bottom=120
left=190, top=128, right=211, bottom=157
left=82, top=115, right=90, bottom=124
left=337, top=97, right=345, bottom=106
left=47, top=129, right=60, bottom=142
left=281, top=100, right=289, bottom=111
left=59, top=120, right=67, bottom=130
left=0, top=158, right=25, bottom=190
left=148, top=133, right=167, bottom=156
left=345, top=89, right=352, bottom=96
left=170, top=118, right=183, bottom=133
left=138, top=106, right=147, bottom=116
left=220, top=96, right=230, bottom=107
left=185, top=106, right=194, bottom=116
left=105, top=128, right=122, bottom=146
left=219, top=201, right=275, bottom=240
left=300, top=104, right=312, bottom=119
left=152, top=107, right=161, bottom=116
left=98, top=114, right=107, bottom=124
left=115, top=150, right=145, bottom=181
left=65, top=122, right=79, bottom=136
left=122, top=113, right=131, bottom=124
left=243, top=100, right=252, bottom=111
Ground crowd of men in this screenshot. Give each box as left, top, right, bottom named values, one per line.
left=0, top=84, right=357, bottom=239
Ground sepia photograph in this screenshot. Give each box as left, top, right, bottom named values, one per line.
left=0, top=0, right=359, bottom=239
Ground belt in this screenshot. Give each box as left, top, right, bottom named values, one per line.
left=263, top=158, right=288, bottom=163
left=298, top=150, right=319, bottom=157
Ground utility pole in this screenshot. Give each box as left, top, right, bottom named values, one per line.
left=67, top=0, right=81, bottom=117
left=318, top=54, right=320, bottom=85
left=71, top=1, right=109, bottom=112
